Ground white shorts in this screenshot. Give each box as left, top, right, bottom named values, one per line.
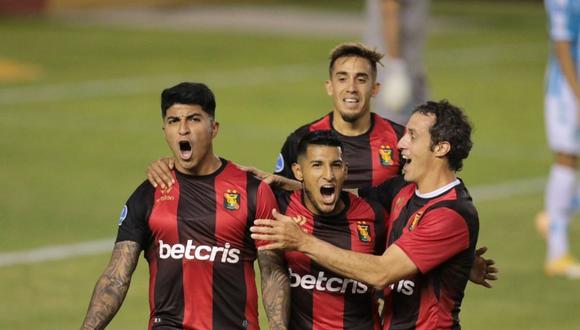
left=545, top=83, right=580, bottom=155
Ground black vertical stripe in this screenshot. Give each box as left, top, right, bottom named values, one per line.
left=341, top=133, right=373, bottom=189
left=245, top=173, right=260, bottom=253
left=289, top=283, right=314, bottom=330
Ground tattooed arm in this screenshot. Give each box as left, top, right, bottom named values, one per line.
left=80, top=241, right=141, bottom=330
left=258, top=250, right=289, bottom=330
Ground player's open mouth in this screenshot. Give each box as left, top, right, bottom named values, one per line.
left=402, top=155, right=411, bottom=171
left=320, top=185, right=336, bottom=203
left=179, top=141, right=192, bottom=160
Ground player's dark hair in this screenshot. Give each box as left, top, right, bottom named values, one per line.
left=413, top=100, right=473, bottom=172
left=328, top=42, right=383, bottom=79
left=161, top=82, right=216, bottom=119
left=296, top=130, right=343, bottom=159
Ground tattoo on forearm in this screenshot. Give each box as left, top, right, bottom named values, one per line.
left=81, top=241, right=140, bottom=330
left=258, top=250, right=290, bottom=330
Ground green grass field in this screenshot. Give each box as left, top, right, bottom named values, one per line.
left=1, top=1, right=579, bottom=329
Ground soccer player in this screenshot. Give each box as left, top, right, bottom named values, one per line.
left=274, top=42, right=405, bottom=190
left=252, top=100, right=480, bottom=329
left=80, top=82, right=289, bottom=330
left=274, top=130, right=386, bottom=329
left=535, top=0, right=580, bottom=279
left=363, top=0, right=429, bottom=125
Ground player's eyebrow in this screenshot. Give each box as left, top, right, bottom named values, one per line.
left=166, top=113, right=200, bottom=121
left=354, top=72, right=370, bottom=78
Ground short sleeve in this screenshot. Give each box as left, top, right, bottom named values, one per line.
left=394, top=207, right=469, bottom=273
left=547, top=0, right=573, bottom=41
left=115, top=181, right=155, bottom=249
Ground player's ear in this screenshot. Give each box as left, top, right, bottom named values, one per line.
left=291, top=163, right=304, bottom=182
left=210, top=120, right=219, bottom=138
left=434, top=141, right=451, bottom=158
left=325, top=79, right=333, bottom=96
left=372, top=81, right=381, bottom=97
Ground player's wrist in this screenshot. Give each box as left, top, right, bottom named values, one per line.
left=298, top=233, right=317, bottom=254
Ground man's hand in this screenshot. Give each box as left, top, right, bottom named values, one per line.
left=146, top=157, right=174, bottom=189
left=237, top=165, right=302, bottom=191
left=250, top=209, right=309, bottom=251
left=236, top=165, right=278, bottom=185
left=469, top=246, right=499, bottom=288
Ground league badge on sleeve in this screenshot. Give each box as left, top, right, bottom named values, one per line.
left=378, top=145, right=394, bottom=166
left=224, top=189, right=240, bottom=210
left=118, top=205, right=128, bottom=226
left=356, top=221, right=372, bottom=242
left=274, top=153, right=285, bottom=173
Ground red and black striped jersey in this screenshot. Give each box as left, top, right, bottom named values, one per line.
left=363, top=177, right=479, bottom=330
left=274, top=112, right=405, bottom=189
left=276, top=189, right=387, bottom=330
left=116, top=159, right=278, bottom=330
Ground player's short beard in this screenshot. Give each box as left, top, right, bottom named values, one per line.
left=303, top=186, right=327, bottom=215
left=339, top=107, right=369, bottom=123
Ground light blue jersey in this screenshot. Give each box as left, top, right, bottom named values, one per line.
left=545, top=0, right=580, bottom=97
left=545, top=0, right=580, bottom=154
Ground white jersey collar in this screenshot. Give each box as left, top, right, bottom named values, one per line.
left=415, top=179, right=461, bottom=199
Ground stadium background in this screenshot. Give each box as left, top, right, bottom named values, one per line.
left=1, top=0, right=578, bottom=329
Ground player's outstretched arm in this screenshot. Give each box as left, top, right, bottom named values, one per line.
left=145, top=157, right=174, bottom=189
left=80, top=241, right=141, bottom=330
left=258, top=249, right=290, bottom=330
left=468, top=246, right=498, bottom=288
left=251, top=209, right=418, bottom=289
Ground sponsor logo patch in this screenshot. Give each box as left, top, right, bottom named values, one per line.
left=379, top=145, right=394, bottom=166
left=118, top=205, right=128, bottom=226
left=289, top=268, right=368, bottom=294
left=224, top=189, right=240, bottom=210
left=356, top=221, right=372, bottom=242
left=158, top=240, right=240, bottom=263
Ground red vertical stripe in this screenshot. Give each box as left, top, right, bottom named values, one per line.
left=312, top=290, right=345, bottom=330
left=147, top=174, right=181, bottom=327
left=415, top=285, right=437, bottom=330
left=182, top=254, right=213, bottom=329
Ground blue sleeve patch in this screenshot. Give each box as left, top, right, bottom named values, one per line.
left=118, top=205, right=128, bottom=226
left=274, top=153, right=285, bottom=173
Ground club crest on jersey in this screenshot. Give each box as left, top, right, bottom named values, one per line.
left=408, top=211, right=423, bottom=232
left=356, top=221, right=372, bottom=242
left=224, top=189, right=240, bottom=210
left=379, top=145, right=394, bottom=166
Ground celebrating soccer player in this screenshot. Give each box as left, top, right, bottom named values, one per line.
left=272, top=130, right=387, bottom=329
left=274, top=42, right=405, bottom=189
left=81, top=82, right=288, bottom=330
